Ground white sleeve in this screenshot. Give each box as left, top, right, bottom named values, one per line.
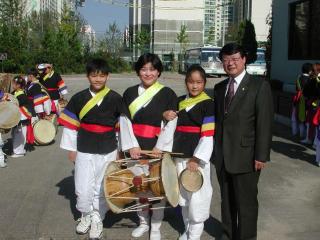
left=193, top=136, right=214, bottom=164
left=119, top=115, right=140, bottom=151
left=43, top=99, right=52, bottom=115
left=34, top=104, right=44, bottom=114
left=60, top=127, right=77, bottom=151
left=155, top=117, right=177, bottom=152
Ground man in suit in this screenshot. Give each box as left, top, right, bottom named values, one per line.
left=213, top=43, right=273, bottom=240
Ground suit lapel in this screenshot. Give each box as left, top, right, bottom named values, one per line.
left=217, top=79, right=228, bottom=116
left=225, top=73, right=250, bottom=115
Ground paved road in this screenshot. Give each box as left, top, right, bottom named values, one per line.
left=0, top=73, right=319, bottom=240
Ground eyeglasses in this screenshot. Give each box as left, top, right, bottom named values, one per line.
left=222, top=57, right=242, bottom=64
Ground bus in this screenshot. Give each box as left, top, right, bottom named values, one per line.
left=184, top=46, right=225, bottom=76
left=246, top=48, right=267, bottom=76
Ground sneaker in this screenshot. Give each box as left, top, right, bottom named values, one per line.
left=10, top=154, right=25, bottom=158
left=76, top=214, right=91, bottom=235
left=132, top=224, right=149, bottom=238
left=0, top=159, right=7, bottom=168
left=89, top=212, right=103, bottom=239
left=178, top=232, right=188, bottom=240
left=150, top=230, right=161, bottom=240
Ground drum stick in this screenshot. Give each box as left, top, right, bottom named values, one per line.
left=140, top=150, right=184, bottom=156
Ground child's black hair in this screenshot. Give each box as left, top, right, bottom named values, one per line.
left=13, top=75, right=26, bottom=88
left=135, top=53, right=163, bottom=77
left=27, top=67, right=38, bottom=77
left=185, top=64, right=207, bottom=84
left=86, top=58, right=110, bottom=76
left=301, top=62, right=313, bottom=74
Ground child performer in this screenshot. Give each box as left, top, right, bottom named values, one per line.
left=11, top=76, right=36, bottom=157
left=58, top=59, right=126, bottom=239
left=120, top=53, right=177, bottom=240
left=26, top=68, right=51, bottom=118
left=163, top=65, right=214, bottom=240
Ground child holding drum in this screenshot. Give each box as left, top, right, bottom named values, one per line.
left=120, top=53, right=177, bottom=240
left=163, top=64, right=214, bottom=240
left=11, top=76, right=36, bottom=157
left=58, top=59, right=126, bottom=239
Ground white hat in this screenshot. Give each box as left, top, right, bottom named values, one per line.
left=37, top=64, right=47, bottom=70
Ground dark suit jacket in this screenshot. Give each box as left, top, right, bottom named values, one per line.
left=213, top=73, right=273, bottom=175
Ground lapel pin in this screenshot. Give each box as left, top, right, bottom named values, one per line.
left=242, top=87, right=245, bottom=91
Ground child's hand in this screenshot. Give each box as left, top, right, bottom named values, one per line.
left=187, top=157, right=199, bottom=172
left=163, top=110, right=177, bottom=121
left=129, top=147, right=141, bottom=159
left=68, top=151, right=77, bottom=163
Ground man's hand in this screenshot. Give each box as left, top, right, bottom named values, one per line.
left=151, top=147, right=162, bottom=158
left=129, top=147, right=141, bottom=159
left=68, top=151, right=77, bottom=163
left=187, top=157, right=200, bottom=172
left=163, top=110, right=177, bottom=121
left=255, top=160, right=266, bottom=171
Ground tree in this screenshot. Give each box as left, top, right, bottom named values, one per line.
left=103, top=22, right=123, bottom=56
left=206, top=26, right=215, bottom=45
left=176, top=25, right=189, bottom=53
left=237, top=20, right=258, bottom=64
left=134, top=27, right=150, bottom=54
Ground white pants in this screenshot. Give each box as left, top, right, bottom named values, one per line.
left=0, top=133, right=5, bottom=164
left=12, top=125, right=27, bottom=155
left=74, top=150, right=117, bottom=220
left=181, top=206, right=204, bottom=240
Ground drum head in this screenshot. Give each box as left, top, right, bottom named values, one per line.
left=33, top=119, right=56, bottom=145
left=161, top=153, right=179, bottom=207
left=180, top=169, right=203, bottom=192
left=0, top=102, right=20, bottom=129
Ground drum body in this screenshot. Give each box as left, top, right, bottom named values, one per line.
left=149, top=153, right=179, bottom=207
left=32, top=119, right=56, bottom=145
left=0, top=101, right=20, bottom=129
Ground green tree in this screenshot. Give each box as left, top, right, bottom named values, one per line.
left=176, top=25, right=189, bottom=53
left=134, top=27, right=150, bottom=53
left=237, top=20, right=257, bottom=64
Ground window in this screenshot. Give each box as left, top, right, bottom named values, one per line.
left=288, top=0, right=320, bottom=59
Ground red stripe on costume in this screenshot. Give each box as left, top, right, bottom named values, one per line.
left=80, top=123, right=114, bottom=133
left=47, top=88, right=58, bottom=91
left=20, top=107, right=32, bottom=119
left=200, top=129, right=215, bottom=137
left=132, top=124, right=160, bottom=138
left=26, top=123, right=35, bottom=144
left=176, top=126, right=201, bottom=133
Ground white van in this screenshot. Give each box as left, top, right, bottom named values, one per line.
left=246, top=48, right=267, bottom=76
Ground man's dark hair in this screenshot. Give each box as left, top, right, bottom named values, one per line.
left=135, top=53, right=163, bottom=77
left=185, top=64, right=207, bottom=84
left=301, top=62, right=313, bottom=74
left=219, top=43, right=246, bottom=61
left=86, top=58, right=110, bottom=76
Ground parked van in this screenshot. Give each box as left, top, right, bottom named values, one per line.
left=246, top=48, right=267, bottom=76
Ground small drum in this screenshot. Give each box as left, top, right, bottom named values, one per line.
left=32, top=119, right=56, bottom=145
left=179, top=169, right=203, bottom=192
left=0, top=101, right=20, bottom=129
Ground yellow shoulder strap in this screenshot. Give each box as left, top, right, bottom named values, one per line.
left=179, top=92, right=211, bottom=111
left=14, top=90, right=24, bottom=98
left=129, top=82, right=164, bottom=118
left=79, top=87, right=110, bottom=120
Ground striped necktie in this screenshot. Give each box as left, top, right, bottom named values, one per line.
left=224, top=78, right=235, bottom=113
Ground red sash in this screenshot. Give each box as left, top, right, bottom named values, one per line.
left=132, top=124, right=160, bottom=138
left=80, top=123, right=114, bottom=133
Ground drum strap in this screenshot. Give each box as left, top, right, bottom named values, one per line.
left=129, top=82, right=164, bottom=118
left=132, top=124, right=160, bottom=138
left=179, top=92, right=211, bottom=111
left=79, top=87, right=110, bottom=120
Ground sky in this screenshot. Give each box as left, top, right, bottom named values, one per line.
left=77, top=0, right=129, bottom=37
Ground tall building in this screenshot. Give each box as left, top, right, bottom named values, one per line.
left=26, top=0, right=76, bottom=16
left=234, top=0, right=272, bottom=42
left=129, top=0, right=204, bottom=60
